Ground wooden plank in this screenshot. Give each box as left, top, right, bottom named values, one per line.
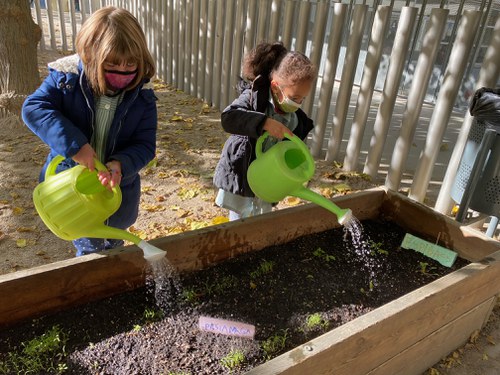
left=153, top=188, right=385, bottom=273
left=368, top=297, right=496, bottom=375
left=382, top=189, right=500, bottom=261
left=0, top=189, right=383, bottom=328
left=245, top=250, right=500, bottom=375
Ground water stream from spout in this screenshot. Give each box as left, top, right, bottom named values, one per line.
left=145, top=257, right=182, bottom=311
left=342, top=215, right=377, bottom=289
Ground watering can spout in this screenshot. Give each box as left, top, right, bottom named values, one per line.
left=89, top=226, right=166, bottom=262
left=292, top=187, right=353, bottom=225
left=137, top=240, right=167, bottom=262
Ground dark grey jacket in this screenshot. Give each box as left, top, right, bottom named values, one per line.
left=213, top=75, right=314, bottom=197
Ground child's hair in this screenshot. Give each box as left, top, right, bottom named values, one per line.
left=242, top=41, right=316, bottom=85
left=76, top=6, right=156, bottom=95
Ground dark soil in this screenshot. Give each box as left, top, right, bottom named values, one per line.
left=0, top=218, right=469, bottom=374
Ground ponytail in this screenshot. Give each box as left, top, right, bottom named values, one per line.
left=242, top=41, right=288, bottom=81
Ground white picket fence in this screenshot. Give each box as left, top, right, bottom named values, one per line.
left=31, top=0, right=500, bottom=215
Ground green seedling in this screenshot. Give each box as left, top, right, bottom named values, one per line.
left=182, top=288, right=199, bottom=303
left=132, top=324, right=142, bottom=332
left=250, top=260, right=275, bottom=279
left=0, top=325, right=68, bottom=375
left=143, top=307, right=164, bottom=323
left=220, top=349, right=245, bottom=371
left=214, top=275, right=238, bottom=293
left=261, top=329, right=289, bottom=359
left=306, top=313, right=329, bottom=330
left=369, top=240, right=389, bottom=255
left=312, top=247, right=336, bottom=262
left=418, top=261, right=438, bottom=276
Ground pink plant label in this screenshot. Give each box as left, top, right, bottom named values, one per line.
left=198, top=316, right=255, bottom=339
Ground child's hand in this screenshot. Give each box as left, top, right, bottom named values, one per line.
left=72, top=144, right=97, bottom=170
left=98, top=160, right=122, bottom=190
left=262, top=118, right=294, bottom=139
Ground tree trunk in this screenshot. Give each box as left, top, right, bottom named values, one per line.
left=0, top=0, right=41, bottom=115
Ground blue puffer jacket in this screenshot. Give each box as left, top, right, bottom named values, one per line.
left=22, top=54, right=157, bottom=228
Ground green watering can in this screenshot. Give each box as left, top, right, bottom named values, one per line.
left=247, top=132, right=352, bottom=225
left=33, top=155, right=166, bottom=262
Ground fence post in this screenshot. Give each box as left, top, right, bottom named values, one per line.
left=343, top=4, right=392, bottom=171
left=270, top=0, right=282, bottom=42
left=222, top=0, right=235, bottom=108
left=213, top=0, right=225, bottom=110
left=362, top=6, right=418, bottom=178
left=204, top=0, right=216, bottom=104
left=385, top=8, right=449, bottom=190
left=310, top=2, right=347, bottom=158
left=325, top=4, right=368, bottom=162
left=435, top=14, right=500, bottom=214
left=230, top=0, right=247, bottom=101
left=281, top=0, right=296, bottom=49
left=244, top=0, right=257, bottom=56
left=409, top=10, right=482, bottom=203
left=295, top=1, right=311, bottom=53
left=302, top=0, right=329, bottom=117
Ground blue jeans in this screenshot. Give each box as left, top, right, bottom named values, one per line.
left=73, top=238, right=124, bottom=256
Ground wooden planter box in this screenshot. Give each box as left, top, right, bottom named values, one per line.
left=1, top=188, right=500, bottom=374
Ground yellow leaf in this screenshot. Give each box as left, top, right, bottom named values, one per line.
left=486, top=335, right=496, bottom=345
left=16, top=226, right=35, bottom=233
left=141, top=204, right=165, bottom=212
left=178, top=187, right=198, bottom=200
left=319, top=187, right=335, bottom=197
left=36, top=250, right=46, bottom=256
left=191, top=221, right=209, bottom=230
left=250, top=281, right=257, bottom=289
left=13, top=207, right=24, bottom=215
left=170, top=115, right=183, bottom=121
left=283, top=196, right=301, bottom=206
left=146, top=158, right=158, bottom=168
left=483, top=353, right=489, bottom=360
left=333, top=183, right=352, bottom=193
left=211, top=216, right=229, bottom=225
left=16, top=239, right=27, bottom=248
left=10, top=192, right=20, bottom=199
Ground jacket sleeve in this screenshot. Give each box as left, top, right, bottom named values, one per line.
left=22, top=71, right=89, bottom=158
left=220, top=89, right=267, bottom=139
left=108, top=89, right=157, bottom=181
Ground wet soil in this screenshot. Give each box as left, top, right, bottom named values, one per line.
left=0, top=218, right=469, bottom=374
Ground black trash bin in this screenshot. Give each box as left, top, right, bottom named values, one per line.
left=451, top=87, right=500, bottom=236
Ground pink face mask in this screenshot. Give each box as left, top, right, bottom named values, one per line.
left=104, top=70, right=137, bottom=90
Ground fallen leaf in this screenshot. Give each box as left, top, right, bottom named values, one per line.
left=333, top=183, right=352, bottom=193
left=469, top=329, right=480, bottom=343
left=283, top=197, right=301, bottom=206
left=12, top=207, right=24, bottom=215
left=16, top=239, right=27, bottom=248
left=16, top=226, right=36, bottom=233
left=211, top=216, right=229, bottom=225
left=170, top=114, right=183, bottom=121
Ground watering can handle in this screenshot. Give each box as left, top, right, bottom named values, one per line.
left=45, top=155, right=111, bottom=179
left=255, top=132, right=315, bottom=176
